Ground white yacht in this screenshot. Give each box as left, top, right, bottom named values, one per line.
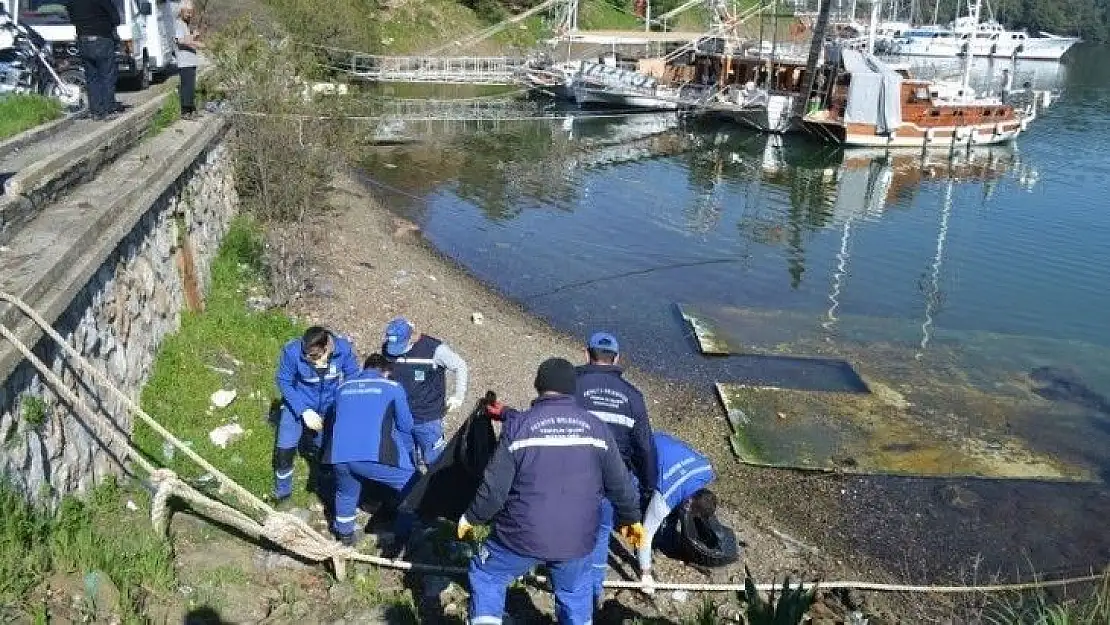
left=951, top=18, right=1081, bottom=61
left=888, top=16, right=1080, bottom=61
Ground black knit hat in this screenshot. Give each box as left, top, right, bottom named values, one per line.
left=534, top=357, right=577, bottom=396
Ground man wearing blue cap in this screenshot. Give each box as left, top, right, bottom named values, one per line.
left=576, top=331, right=657, bottom=608
left=381, top=317, right=469, bottom=466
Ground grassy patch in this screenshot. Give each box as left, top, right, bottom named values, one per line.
left=0, top=94, right=63, bottom=141
left=136, top=216, right=309, bottom=503
left=257, top=0, right=532, bottom=55
left=988, top=571, right=1110, bottom=624
left=0, top=480, right=175, bottom=620
left=148, top=94, right=182, bottom=137
left=20, top=395, right=48, bottom=428
left=578, top=0, right=643, bottom=30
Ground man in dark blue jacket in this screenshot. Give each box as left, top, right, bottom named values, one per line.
left=324, top=353, right=419, bottom=546
left=381, top=317, right=468, bottom=466
left=575, top=331, right=657, bottom=604
left=458, top=358, right=645, bottom=625
left=273, top=326, right=359, bottom=501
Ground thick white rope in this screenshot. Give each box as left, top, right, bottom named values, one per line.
left=1, top=290, right=1107, bottom=593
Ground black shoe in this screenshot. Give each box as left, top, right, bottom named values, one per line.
left=113, top=102, right=128, bottom=113
left=334, top=532, right=356, bottom=547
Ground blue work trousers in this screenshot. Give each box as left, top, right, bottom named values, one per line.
left=332, top=461, right=418, bottom=540
left=273, top=405, right=325, bottom=500
left=412, top=419, right=447, bottom=465
left=468, top=538, right=593, bottom=625
left=590, top=474, right=639, bottom=602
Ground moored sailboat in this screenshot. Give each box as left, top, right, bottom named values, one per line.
left=801, top=48, right=1037, bottom=149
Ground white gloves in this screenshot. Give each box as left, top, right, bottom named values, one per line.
left=446, top=396, right=464, bottom=413
left=302, top=409, right=323, bottom=431
left=640, top=573, right=655, bottom=596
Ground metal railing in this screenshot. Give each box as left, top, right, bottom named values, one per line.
left=326, top=52, right=529, bottom=85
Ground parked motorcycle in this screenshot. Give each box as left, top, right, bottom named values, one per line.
left=0, top=6, right=85, bottom=112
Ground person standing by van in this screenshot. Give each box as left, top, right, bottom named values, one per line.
left=174, top=1, right=200, bottom=118
left=65, top=0, right=121, bottom=120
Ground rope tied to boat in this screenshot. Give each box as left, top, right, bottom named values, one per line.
left=0, top=289, right=1107, bottom=593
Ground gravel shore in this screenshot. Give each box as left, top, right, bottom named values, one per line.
left=276, top=172, right=913, bottom=621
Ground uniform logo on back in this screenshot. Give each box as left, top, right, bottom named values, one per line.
left=414, top=370, right=425, bottom=382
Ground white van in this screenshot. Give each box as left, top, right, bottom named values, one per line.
left=9, top=0, right=178, bottom=89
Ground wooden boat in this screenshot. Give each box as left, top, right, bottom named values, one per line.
left=639, top=40, right=816, bottom=133
left=801, top=48, right=1034, bottom=149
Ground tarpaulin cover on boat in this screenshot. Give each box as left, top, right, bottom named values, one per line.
left=841, top=49, right=903, bottom=134
left=400, top=393, right=499, bottom=522
left=579, top=61, right=658, bottom=91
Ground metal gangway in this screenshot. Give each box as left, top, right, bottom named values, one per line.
left=323, top=50, right=528, bottom=85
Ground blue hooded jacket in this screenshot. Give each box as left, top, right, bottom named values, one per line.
left=275, top=333, right=359, bottom=419
left=324, top=369, right=416, bottom=468
left=654, top=432, right=715, bottom=509
left=464, top=394, right=640, bottom=561
left=575, top=363, right=658, bottom=498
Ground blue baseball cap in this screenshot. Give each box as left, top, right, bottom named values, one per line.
left=384, top=317, right=413, bottom=356
left=587, top=331, right=619, bottom=354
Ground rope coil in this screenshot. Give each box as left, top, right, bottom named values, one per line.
left=0, top=290, right=1106, bottom=593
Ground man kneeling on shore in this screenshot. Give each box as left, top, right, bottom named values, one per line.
left=324, top=353, right=419, bottom=550
left=638, top=432, right=718, bottom=594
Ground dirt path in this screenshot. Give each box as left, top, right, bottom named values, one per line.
left=260, top=172, right=910, bottom=622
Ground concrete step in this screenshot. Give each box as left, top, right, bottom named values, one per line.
left=0, top=80, right=177, bottom=245
left=0, top=113, right=226, bottom=383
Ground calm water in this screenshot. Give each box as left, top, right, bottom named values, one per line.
left=360, top=45, right=1110, bottom=577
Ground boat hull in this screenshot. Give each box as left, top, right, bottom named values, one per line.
left=802, top=118, right=1025, bottom=149
left=573, top=86, right=679, bottom=111
left=891, top=37, right=1079, bottom=61
left=705, top=94, right=803, bottom=134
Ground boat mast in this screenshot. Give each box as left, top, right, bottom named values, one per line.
left=960, top=0, right=980, bottom=92
left=800, top=0, right=834, bottom=112
left=867, top=1, right=881, bottom=54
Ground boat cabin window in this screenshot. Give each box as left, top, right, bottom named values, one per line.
left=914, top=87, right=930, bottom=101
left=929, top=109, right=940, bottom=117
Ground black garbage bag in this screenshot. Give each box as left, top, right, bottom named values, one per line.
left=400, top=391, right=499, bottom=523
left=673, top=505, right=741, bottom=568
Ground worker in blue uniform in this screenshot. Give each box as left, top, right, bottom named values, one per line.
left=273, top=326, right=359, bottom=502
left=324, top=353, right=419, bottom=546
left=459, top=358, right=646, bottom=625
left=575, top=331, right=657, bottom=606
left=637, top=432, right=716, bottom=594
left=381, top=317, right=469, bottom=466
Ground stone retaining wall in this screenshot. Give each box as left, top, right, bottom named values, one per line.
left=0, top=138, right=237, bottom=506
